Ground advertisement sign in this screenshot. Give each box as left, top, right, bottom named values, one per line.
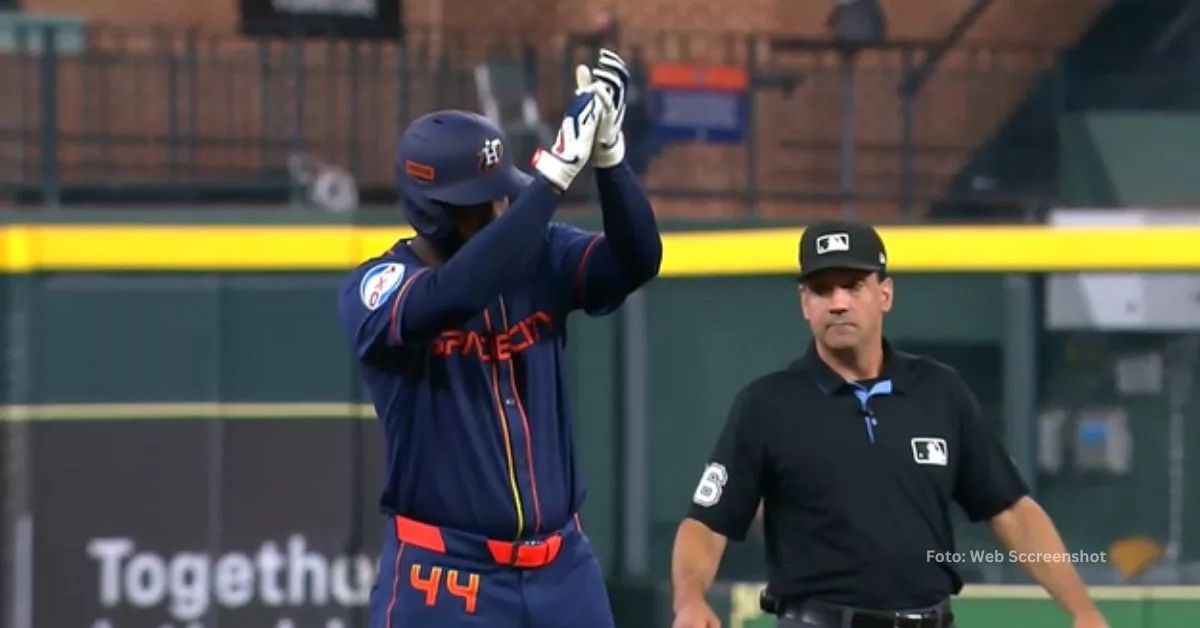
left=239, top=0, right=402, bottom=40
left=649, top=64, right=749, bottom=146
left=1044, top=209, right=1200, bottom=330
left=30, top=419, right=387, bottom=628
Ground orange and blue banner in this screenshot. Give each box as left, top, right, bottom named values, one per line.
left=649, top=64, right=750, bottom=145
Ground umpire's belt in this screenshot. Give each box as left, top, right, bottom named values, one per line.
left=779, top=598, right=953, bottom=628
left=393, top=516, right=566, bottom=569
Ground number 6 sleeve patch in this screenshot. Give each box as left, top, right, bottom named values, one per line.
left=692, top=463, right=728, bottom=508
left=685, top=387, right=766, bottom=541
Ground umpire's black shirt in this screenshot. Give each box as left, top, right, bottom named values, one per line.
left=686, top=340, right=1029, bottom=611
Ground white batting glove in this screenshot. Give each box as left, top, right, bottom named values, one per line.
left=532, top=89, right=602, bottom=192
left=577, top=48, right=629, bottom=169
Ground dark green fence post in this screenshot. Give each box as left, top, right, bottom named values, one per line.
left=620, top=289, right=651, bottom=578
left=898, top=46, right=916, bottom=219
left=1002, top=273, right=1038, bottom=496
left=3, top=270, right=36, bottom=628
left=744, top=36, right=759, bottom=217
left=38, top=26, right=60, bottom=208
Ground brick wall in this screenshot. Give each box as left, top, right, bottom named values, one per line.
left=12, top=0, right=1112, bottom=218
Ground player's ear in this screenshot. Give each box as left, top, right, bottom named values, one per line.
left=797, top=281, right=813, bottom=321
left=878, top=273, right=894, bottom=313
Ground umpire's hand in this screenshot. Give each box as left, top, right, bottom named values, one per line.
left=672, top=598, right=721, bottom=628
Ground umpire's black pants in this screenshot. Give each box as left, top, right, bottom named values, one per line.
left=777, top=619, right=957, bottom=628
left=773, top=599, right=956, bottom=628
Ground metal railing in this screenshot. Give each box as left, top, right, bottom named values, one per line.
left=0, top=23, right=1079, bottom=219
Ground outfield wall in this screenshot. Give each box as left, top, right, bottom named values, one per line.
left=2, top=221, right=1199, bottom=627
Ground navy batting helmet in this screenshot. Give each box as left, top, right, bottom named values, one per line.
left=394, top=110, right=532, bottom=244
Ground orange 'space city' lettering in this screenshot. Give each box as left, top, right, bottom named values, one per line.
left=430, top=311, right=553, bottom=362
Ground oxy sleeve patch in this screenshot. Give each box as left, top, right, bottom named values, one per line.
left=359, top=263, right=407, bottom=311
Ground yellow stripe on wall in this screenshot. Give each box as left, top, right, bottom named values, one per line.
left=0, top=402, right=378, bottom=421
left=0, top=224, right=1199, bottom=274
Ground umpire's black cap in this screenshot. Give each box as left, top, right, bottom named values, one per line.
left=798, top=219, right=888, bottom=281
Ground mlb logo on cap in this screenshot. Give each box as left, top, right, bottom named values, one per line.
left=815, top=233, right=851, bottom=255
left=798, top=219, right=888, bottom=281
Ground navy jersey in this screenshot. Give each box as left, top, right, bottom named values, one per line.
left=338, top=223, right=618, bottom=541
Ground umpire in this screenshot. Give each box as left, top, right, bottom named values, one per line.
left=669, top=220, right=1109, bottom=628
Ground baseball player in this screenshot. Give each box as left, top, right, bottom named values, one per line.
left=336, top=50, right=661, bottom=628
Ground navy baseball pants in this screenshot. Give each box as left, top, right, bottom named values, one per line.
left=370, top=515, right=614, bottom=628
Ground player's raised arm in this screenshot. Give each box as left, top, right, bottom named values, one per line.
left=338, top=94, right=605, bottom=357
left=399, top=96, right=605, bottom=338
left=548, top=51, right=663, bottom=316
